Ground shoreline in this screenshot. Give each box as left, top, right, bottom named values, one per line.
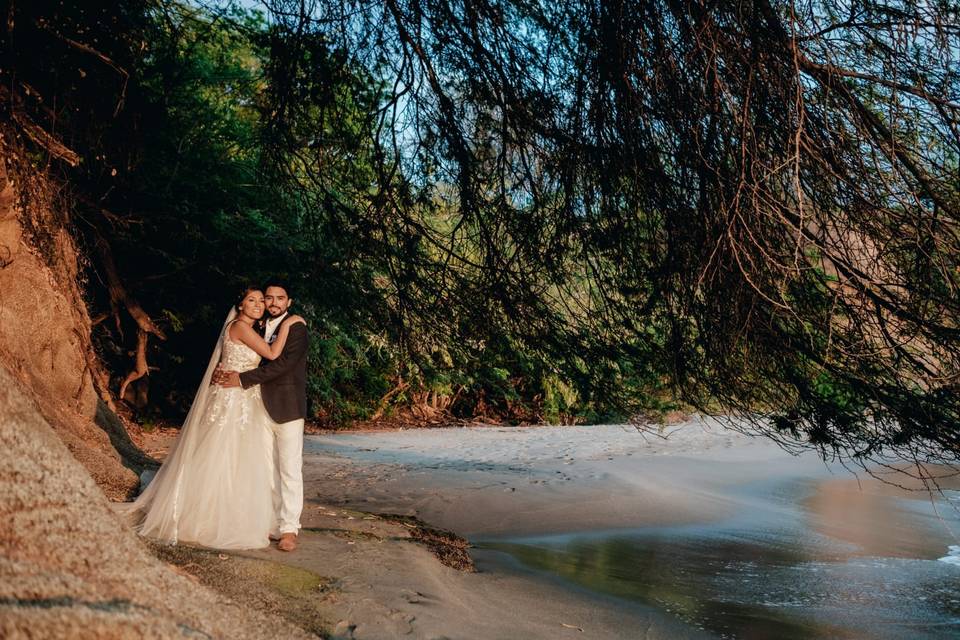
left=135, top=419, right=960, bottom=639
left=146, top=499, right=703, bottom=640
left=139, top=410, right=699, bottom=441
left=135, top=419, right=742, bottom=638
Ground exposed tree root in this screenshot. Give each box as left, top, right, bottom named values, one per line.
left=91, top=228, right=166, bottom=404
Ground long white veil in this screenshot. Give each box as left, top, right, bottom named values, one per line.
left=122, top=307, right=238, bottom=538
left=175, top=306, right=238, bottom=437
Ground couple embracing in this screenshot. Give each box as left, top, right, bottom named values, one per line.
left=124, top=281, right=309, bottom=552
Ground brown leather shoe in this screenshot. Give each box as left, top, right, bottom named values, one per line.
left=277, top=532, right=298, bottom=552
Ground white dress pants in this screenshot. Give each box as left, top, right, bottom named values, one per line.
left=269, top=417, right=304, bottom=535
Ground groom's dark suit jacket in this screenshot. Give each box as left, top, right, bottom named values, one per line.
left=239, top=319, right=309, bottom=424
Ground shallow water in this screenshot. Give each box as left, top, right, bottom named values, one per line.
left=309, top=423, right=960, bottom=639
left=480, top=477, right=960, bottom=639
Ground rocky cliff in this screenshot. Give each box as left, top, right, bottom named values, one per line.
left=0, top=363, right=314, bottom=638
left=0, top=149, right=151, bottom=500
left=0, top=146, right=317, bottom=638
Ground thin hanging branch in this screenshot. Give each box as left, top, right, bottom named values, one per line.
left=257, top=0, right=960, bottom=462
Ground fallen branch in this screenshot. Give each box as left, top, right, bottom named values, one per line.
left=11, top=112, right=80, bottom=166
left=369, top=379, right=410, bottom=421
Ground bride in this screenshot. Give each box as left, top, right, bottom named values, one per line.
left=124, top=287, right=304, bottom=549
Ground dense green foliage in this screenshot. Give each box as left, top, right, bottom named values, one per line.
left=3, top=0, right=662, bottom=426
left=4, top=0, right=960, bottom=463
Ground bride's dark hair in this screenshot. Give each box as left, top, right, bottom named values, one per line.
left=234, top=285, right=263, bottom=311
left=235, top=285, right=266, bottom=332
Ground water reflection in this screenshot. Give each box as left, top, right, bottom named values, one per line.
left=482, top=474, right=960, bottom=639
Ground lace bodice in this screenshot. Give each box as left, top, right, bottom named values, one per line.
left=220, top=337, right=262, bottom=372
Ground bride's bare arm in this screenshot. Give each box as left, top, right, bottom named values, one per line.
left=229, top=317, right=306, bottom=360
left=267, top=316, right=306, bottom=358
left=229, top=322, right=279, bottom=360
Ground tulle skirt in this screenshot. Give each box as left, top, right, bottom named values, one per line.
left=123, top=385, right=275, bottom=550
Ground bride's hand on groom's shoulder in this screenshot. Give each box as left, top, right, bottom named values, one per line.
left=286, top=314, right=306, bottom=327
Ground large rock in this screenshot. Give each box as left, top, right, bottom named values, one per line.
left=0, top=152, right=145, bottom=499
left=0, top=364, right=315, bottom=639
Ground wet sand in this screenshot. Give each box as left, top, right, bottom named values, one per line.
left=140, top=418, right=960, bottom=638
left=296, top=419, right=960, bottom=639
left=303, top=419, right=818, bottom=538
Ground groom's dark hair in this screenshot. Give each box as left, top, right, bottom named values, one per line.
left=263, top=278, right=292, bottom=299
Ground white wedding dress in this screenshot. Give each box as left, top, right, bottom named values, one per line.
left=123, top=310, right=275, bottom=549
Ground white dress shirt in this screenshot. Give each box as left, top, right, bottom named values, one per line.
left=264, top=312, right=289, bottom=344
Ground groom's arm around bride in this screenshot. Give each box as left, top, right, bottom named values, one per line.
left=242, top=318, right=308, bottom=422
left=217, top=318, right=309, bottom=422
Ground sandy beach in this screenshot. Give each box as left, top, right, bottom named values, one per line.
left=301, top=419, right=810, bottom=538
left=141, top=418, right=960, bottom=639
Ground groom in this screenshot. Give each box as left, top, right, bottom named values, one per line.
left=215, top=280, right=309, bottom=552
